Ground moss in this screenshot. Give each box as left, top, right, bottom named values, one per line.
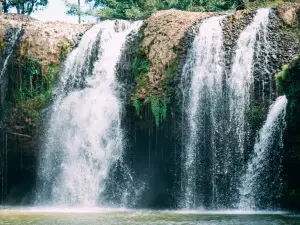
left=144, top=96, right=169, bottom=127
left=276, top=64, right=290, bottom=91
left=5, top=59, right=59, bottom=130
left=15, top=91, right=51, bottom=123
left=275, top=56, right=300, bottom=97
left=132, top=33, right=149, bottom=78
left=45, top=64, right=60, bottom=89
left=245, top=0, right=285, bottom=9
left=246, top=101, right=267, bottom=128
left=0, top=40, right=6, bottom=53
left=164, top=59, right=179, bottom=82
left=131, top=30, right=181, bottom=127
left=59, top=39, right=74, bottom=61
left=133, top=98, right=143, bottom=115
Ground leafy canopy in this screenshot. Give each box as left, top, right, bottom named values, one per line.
left=1, top=0, right=48, bottom=15
left=66, top=0, right=244, bottom=20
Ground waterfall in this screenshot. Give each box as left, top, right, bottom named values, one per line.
left=226, top=8, right=271, bottom=207
left=180, top=8, right=273, bottom=209
left=180, top=15, right=226, bottom=209
left=0, top=27, right=22, bottom=107
left=239, top=95, right=288, bottom=210
left=228, top=8, right=270, bottom=157
left=37, top=20, right=142, bottom=207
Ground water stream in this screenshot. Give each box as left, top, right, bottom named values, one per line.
left=37, top=21, right=142, bottom=207
left=181, top=15, right=226, bottom=209
left=239, top=95, right=288, bottom=209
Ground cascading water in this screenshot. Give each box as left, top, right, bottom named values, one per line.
left=180, top=15, right=226, bottom=209
left=226, top=8, right=271, bottom=207
left=0, top=27, right=22, bottom=107
left=180, top=8, right=274, bottom=210
left=239, top=95, right=288, bottom=210
left=37, top=20, right=142, bottom=207
left=228, top=8, right=270, bottom=157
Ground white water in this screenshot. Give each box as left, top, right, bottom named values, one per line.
left=37, top=20, right=142, bottom=207
left=0, top=28, right=22, bottom=80
left=239, top=95, right=288, bottom=209
left=181, top=16, right=225, bottom=209
left=0, top=28, right=22, bottom=106
left=228, top=8, right=270, bottom=156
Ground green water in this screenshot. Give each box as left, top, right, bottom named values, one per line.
left=0, top=209, right=299, bottom=225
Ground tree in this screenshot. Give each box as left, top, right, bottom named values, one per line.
left=1, top=0, right=48, bottom=15
left=65, top=0, right=244, bottom=20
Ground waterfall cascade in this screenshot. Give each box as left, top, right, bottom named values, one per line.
left=37, top=21, right=142, bottom=207
left=0, top=27, right=22, bottom=107
left=0, top=7, right=289, bottom=210
left=180, top=15, right=226, bottom=209
left=239, top=95, right=288, bottom=209
left=228, top=8, right=270, bottom=157
left=180, top=8, right=278, bottom=210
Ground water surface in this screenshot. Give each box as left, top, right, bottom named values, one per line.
left=0, top=208, right=299, bottom=225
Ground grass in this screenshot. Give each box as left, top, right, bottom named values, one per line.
left=245, top=0, right=285, bottom=9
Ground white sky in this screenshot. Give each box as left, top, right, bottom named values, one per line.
left=31, top=0, right=95, bottom=24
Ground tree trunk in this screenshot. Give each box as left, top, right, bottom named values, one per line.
left=2, top=0, right=9, bottom=13
left=78, top=0, right=81, bottom=24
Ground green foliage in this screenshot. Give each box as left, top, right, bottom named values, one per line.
left=244, top=0, right=284, bottom=8
left=6, top=57, right=59, bottom=127
left=145, top=96, right=169, bottom=127
left=45, top=64, right=60, bottom=89
left=60, top=40, right=73, bottom=61
left=0, top=40, right=7, bottom=53
left=164, top=59, right=179, bottom=81
left=2, top=0, right=48, bottom=15
left=133, top=98, right=143, bottom=115
left=246, top=101, right=267, bottom=128
left=16, top=90, right=52, bottom=122
left=275, top=56, right=300, bottom=98
left=275, top=64, right=290, bottom=91
left=132, top=34, right=149, bottom=77
left=82, top=0, right=240, bottom=20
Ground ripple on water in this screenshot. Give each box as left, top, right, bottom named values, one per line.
left=0, top=208, right=299, bottom=225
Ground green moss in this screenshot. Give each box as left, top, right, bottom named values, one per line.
left=276, top=56, right=300, bottom=97
left=246, top=101, right=267, bottom=128
left=45, top=64, right=60, bottom=89
left=133, top=98, right=143, bottom=115
left=60, top=39, right=74, bottom=61
left=164, top=59, right=179, bottom=82
left=5, top=58, right=60, bottom=128
left=0, top=40, right=6, bottom=53
left=145, top=96, right=169, bottom=127
left=16, top=90, right=52, bottom=122
left=245, top=0, right=284, bottom=9
left=276, top=64, right=290, bottom=91
left=132, top=33, right=149, bottom=78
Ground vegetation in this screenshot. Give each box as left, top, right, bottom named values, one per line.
left=5, top=56, right=59, bottom=130
left=275, top=64, right=290, bottom=92
left=1, top=0, right=48, bottom=15
left=244, top=0, right=285, bottom=8
left=65, top=0, right=300, bottom=21
left=275, top=56, right=300, bottom=98
left=146, top=96, right=169, bottom=127
left=65, top=0, right=245, bottom=20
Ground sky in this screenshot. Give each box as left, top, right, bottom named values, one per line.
left=31, top=0, right=95, bottom=24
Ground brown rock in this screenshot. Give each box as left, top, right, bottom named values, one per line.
left=276, top=3, right=300, bottom=25
left=0, top=13, right=91, bottom=72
